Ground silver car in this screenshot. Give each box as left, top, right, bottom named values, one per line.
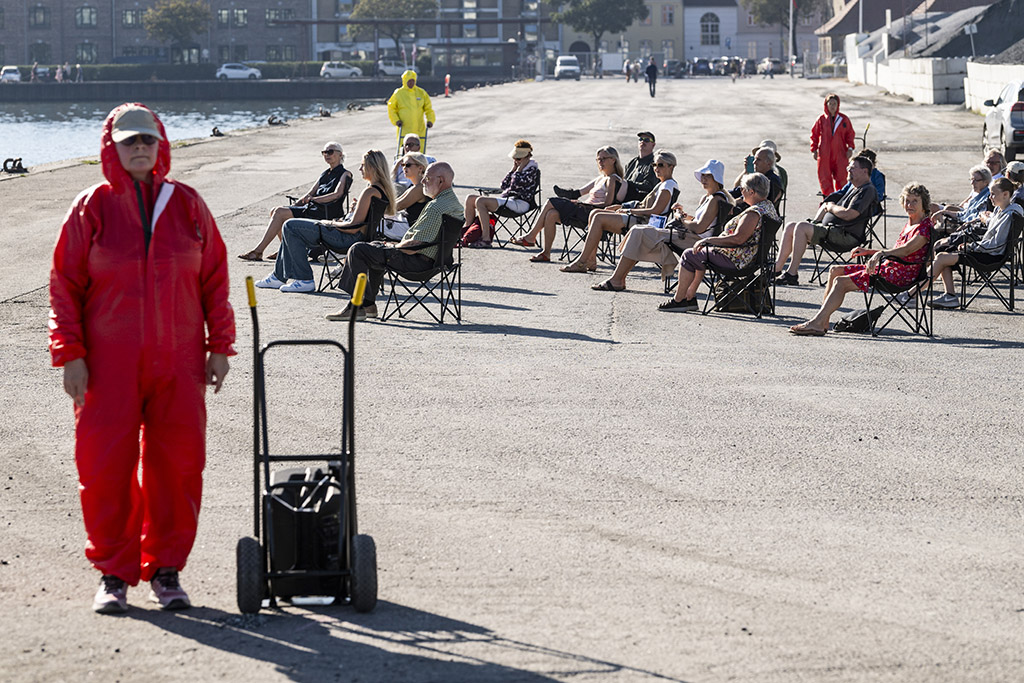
left=983, top=80, right=1024, bottom=161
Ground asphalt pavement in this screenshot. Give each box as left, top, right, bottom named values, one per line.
left=1, top=75, right=1022, bottom=682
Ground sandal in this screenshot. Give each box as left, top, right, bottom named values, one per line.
left=266, top=251, right=278, bottom=261
left=510, top=236, right=537, bottom=247
left=529, top=253, right=551, bottom=263
left=237, top=250, right=263, bottom=261
left=789, top=323, right=827, bottom=336
left=591, top=279, right=625, bottom=292
left=560, top=261, right=596, bottom=273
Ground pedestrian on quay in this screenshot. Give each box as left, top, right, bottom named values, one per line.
left=387, top=70, right=435, bottom=153
left=49, top=103, right=235, bottom=615
left=810, top=92, right=855, bottom=196
left=30, top=62, right=38, bottom=83
left=75, top=63, right=84, bottom=83
left=645, top=57, right=658, bottom=98
left=624, top=59, right=631, bottom=81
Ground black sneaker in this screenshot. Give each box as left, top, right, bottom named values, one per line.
left=93, top=574, right=128, bottom=614
left=658, top=297, right=698, bottom=312
left=775, top=272, right=799, bottom=286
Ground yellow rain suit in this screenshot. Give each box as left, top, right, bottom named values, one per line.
left=387, top=70, right=435, bottom=148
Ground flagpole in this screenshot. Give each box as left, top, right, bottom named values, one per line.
left=789, top=0, right=795, bottom=76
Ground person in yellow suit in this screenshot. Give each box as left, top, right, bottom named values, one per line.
left=387, top=70, right=435, bottom=151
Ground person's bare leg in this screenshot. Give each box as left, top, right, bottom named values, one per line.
left=476, top=196, right=499, bottom=241
left=609, top=256, right=638, bottom=287
left=526, top=202, right=556, bottom=243
left=575, top=215, right=619, bottom=266
left=672, top=267, right=696, bottom=301
left=774, top=222, right=797, bottom=272
left=797, top=275, right=859, bottom=331
left=251, top=207, right=294, bottom=254
left=463, top=194, right=480, bottom=228
left=787, top=223, right=814, bottom=275
left=540, top=212, right=560, bottom=258
left=936, top=253, right=959, bottom=294
left=684, top=270, right=707, bottom=300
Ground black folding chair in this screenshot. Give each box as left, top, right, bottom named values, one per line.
left=490, top=173, right=542, bottom=248
left=381, top=215, right=463, bottom=324
left=862, top=241, right=934, bottom=337
left=287, top=173, right=353, bottom=221
left=809, top=201, right=882, bottom=285
left=956, top=213, right=1023, bottom=311
left=317, top=195, right=388, bottom=293
left=700, top=215, right=782, bottom=318
left=664, top=197, right=740, bottom=293
left=558, top=179, right=621, bottom=261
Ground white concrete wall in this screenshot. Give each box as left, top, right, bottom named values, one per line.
left=964, top=62, right=1024, bottom=113
left=845, top=33, right=968, bottom=104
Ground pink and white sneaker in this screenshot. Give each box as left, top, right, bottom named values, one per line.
left=149, top=569, right=191, bottom=610
left=93, top=574, right=128, bottom=614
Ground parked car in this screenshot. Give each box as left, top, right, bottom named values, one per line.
left=690, top=58, right=712, bottom=76
left=983, top=81, right=1024, bottom=161
left=0, top=66, right=22, bottom=82
left=34, top=66, right=52, bottom=82
left=663, top=59, right=683, bottom=78
left=320, top=61, right=362, bottom=78
left=554, top=55, right=581, bottom=81
left=742, top=58, right=758, bottom=75
left=216, top=63, right=261, bottom=80
left=759, top=58, right=784, bottom=75
left=377, top=61, right=416, bottom=77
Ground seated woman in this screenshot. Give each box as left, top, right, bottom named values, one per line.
left=658, top=173, right=779, bottom=311
left=253, top=149, right=396, bottom=293
left=461, top=139, right=541, bottom=248
left=928, top=177, right=1023, bottom=308
left=510, top=146, right=624, bottom=263
left=790, top=182, right=933, bottom=335
left=561, top=150, right=679, bottom=273
left=238, top=141, right=352, bottom=261
left=591, top=159, right=734, bottom=291
left=382, top=152, right=431, bottom=240
left=930, top=164, right=991, bottom=234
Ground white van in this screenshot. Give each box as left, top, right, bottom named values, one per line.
left=554, top=56, right=581, bottom=81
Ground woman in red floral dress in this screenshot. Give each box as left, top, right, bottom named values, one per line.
left=790, top=182, right=933, bottom=336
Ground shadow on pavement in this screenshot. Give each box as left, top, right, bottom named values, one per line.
left=461, top=282, right=557, bottom=297
left=126, top=602, right=690, bottom=682
left=375, top=320, right=617, bottom=343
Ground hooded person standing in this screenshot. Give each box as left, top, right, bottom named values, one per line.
left=810, top=92, right=855, bottom=196
left=49, top=102, right=236, bottom=614
left=387, top=70, right=435, bottom=151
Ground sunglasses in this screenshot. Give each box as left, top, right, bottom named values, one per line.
left=322, top=149, right=338, bottom=155
left=118, top=134, right=158, bottom=147
left=654, top=162, right=672, bottom=168
left=402, top=162, right=420, bottom=168
left=638, top=138, right=654, bottom=143
left=596, top=156, right=612, bottom=162
left=970, top=177, right=985, bottom=183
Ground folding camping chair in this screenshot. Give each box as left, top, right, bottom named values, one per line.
left=317, top=195, right=388, bottom=292
left=700, top=215, right=782, bottom=318
left=957, top=212, right=1024, bottom=311
left=380, top=215, right=464, bottom=324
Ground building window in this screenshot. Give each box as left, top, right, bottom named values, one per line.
left=218, top=45, right=231, bottom=62
left=233, top=45, right=248, bottom=61
left=122, top=9, right=142, bottom=27
left=747, top=15, right=754, bottom=25
left=76, top=43, right=98, bottom=63
left=216, top=9, right=230, bottom=28
left=265, top=9, right=294, bottom=26
left=641, top=4, right=652, bottom=25
left=0, top=8, right=5, bottom=29
left=639, top=39, right=652, bottom=57
left=800, top=14, right=813, bottom=26
left=29, top=43, right=52, bottom=62
left=661, top=4, right=674, bottom=25
left=522, top=0, right=538, bottom=14
left=621, top=39, right=629, bottom=54
left=662, top=39, right=674, bottom=60
left=266, top=45, right=296, bottom=61
left=700, top=13, right=720, bottom=46
left=76, top=6, right=98, bottom=27
left=233, top=9, right=248, bottom=28
left=747, top=41, right=757, bottom=59
left=29, top=7, right=51, bottom=29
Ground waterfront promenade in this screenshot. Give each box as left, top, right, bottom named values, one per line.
left=1, top=77, right=1022, bottom=682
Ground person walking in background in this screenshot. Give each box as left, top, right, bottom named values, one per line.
left=810, top=92, right=856, bottom=196
left=387, top=70, right=435, bottom=152
left=30, top=62, right=38, bottom=83
left=49, top=103, right=235, bottom=614
left=645, top=57, right=658, bottom=98
left=623, top=59, right=632, bottom=82
left=75, top=64, right=84, bottom=83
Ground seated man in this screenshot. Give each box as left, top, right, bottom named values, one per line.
left=730, top=146, right=783, bottom=209
left=325, top=162, right=464, bottom=321
left=392, top=133, right=436, bottom=189
left=985, top=148, right=1005, bottom=180
left=836, top=149, right=885, bottom=200
left=616, top=131, right=658, bottom=203
left=773, top=155, right=878, bottom=285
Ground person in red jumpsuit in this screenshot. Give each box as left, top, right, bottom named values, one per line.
left=49, top=103, right=236, bottom=614
left=810, top=93, right=856, bottom=196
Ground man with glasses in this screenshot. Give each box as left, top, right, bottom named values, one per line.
left=619, top=132, right=658, bottom=203
left=392, top=133, right=436, bottom=189
left=773, top=156, right=878, bottom=286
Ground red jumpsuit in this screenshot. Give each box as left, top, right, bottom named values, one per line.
left=810, top=95, right=856, bottom=196
left=49, top=103, right=236, bottom=586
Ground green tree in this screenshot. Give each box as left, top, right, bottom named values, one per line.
left=143, top=0, right=212, bottom=46
left=349, top=0, right=439, bottom=62
left=740, top=0, right=828, bottom=58
left=553, top=0, right=649, bottom=54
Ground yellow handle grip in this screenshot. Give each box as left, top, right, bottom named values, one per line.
left=245, top=276, right=257, bottom=308
left=352, top=273, right=367, bottom=307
